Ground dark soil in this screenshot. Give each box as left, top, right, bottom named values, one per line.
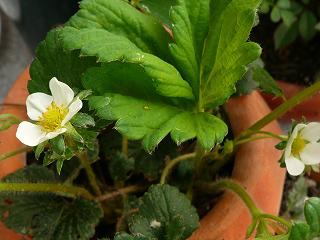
left=251, top=15, right=320, bottom=86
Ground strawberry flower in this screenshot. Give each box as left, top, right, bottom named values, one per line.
left=285, top=122, right=320, bottom=176
left=16, top=77, right=82, bottom=146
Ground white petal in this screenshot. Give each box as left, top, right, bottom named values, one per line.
left=300, top=142, right=320, bottom=165
left=49, top=77, right=74, bottom=106
left=26, top=93, right=53, bottom=120
left=301, top=122, right=320, bottom=142
left=285, top=124, right=306, bottom=159
left=45, top=128, right=67, bottom=140
left=61, top=98, right=83, bottom=126
left=285, top=156, right=305, bottom=176
left=16, top=121, right=46, bottom=147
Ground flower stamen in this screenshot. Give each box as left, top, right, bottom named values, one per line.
left=37, top=102, right=68, bottom=133
left=291, top=134, right=306, bottom=158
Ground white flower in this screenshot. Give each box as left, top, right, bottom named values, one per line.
left=285, top=122, right=320, bottom=176
left=16, top=77, right=82, bottom=147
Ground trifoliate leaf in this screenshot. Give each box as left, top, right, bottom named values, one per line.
left=89, top=94, right=227, bottom=152
left=66, top=0, right=172, bottom=62
left=128, top=184, right=199, bottom=240
left=200, top=0, right=261, bottom=108
left=0, top=165, right=103, bottom=240
left=28, top=28, right=97, bottom=94
left=0, top=114, right=21, bottom=131
left=304, top=197, right=320, bottom=238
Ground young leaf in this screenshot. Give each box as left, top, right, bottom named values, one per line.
left=0, top=165, right=103, bottom=240
left=66, top=0, right=172, bottom=61
left=0, top=114, right=21, bottom=131
left=28, top=28, right=97, bottom=94
left=299, top=11, right=317, bottom=41
left=304, top=197, right=320, bottom=237
left=109, top=152, right=135, bottom=182
left=200, top=0, right=261, bottom=108
left=271, top=6, right=281, bottom=22
left=128, top=184, right=199, bottom=240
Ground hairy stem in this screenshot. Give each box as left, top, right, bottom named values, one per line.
left=78, top=151, right=102, bottom=196
left=238, top=80, right=320, bottom=139
left=97, top=185, right=145, bottom=202
left=160, top=153, right=196, bottom=185
left=204, top=179, right=261, bottom=217
left=0, top=183, right=93, bottom=199
left=0, top=147, right=31, bottom=162
left=259, top=213, right=292, bottom=229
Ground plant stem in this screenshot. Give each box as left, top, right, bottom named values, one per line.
left=205, top=179, right=261, bottom=217
left=235, top=136, right=276, bottom=146
left=63, top=165, right=83, bottom=185
left=194, top=142, right=206, bottom=178
left=238, top=80, right=320, bottom=139
left=0, top=183, right=93, bottom=199
left=160, top=153, right=196, bottom=185
left=259, top=213, right=292, bottom=229
left=97, top=185, right=145, bottom=202
left=0, top=147, right=31, bottom=162
left=78, top=151, right=102, bottom=196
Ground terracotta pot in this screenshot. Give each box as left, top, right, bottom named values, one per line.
left=190, top=91, right=285, bottom=240
left=0, top=70, right=286, bottom=239
left=262, top=81, right=320, bottom=122
left=0, top=68, right=29, bottom=239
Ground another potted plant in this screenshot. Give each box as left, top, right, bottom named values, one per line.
left=1, top=0, right=320, bottom=239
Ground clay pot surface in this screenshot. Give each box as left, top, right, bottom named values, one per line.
left=263, top=81, right=320, bottom=121
left=0, top=70, right=286, bottom=240
left=0, top=68, right=29, bottom=239
left=190, top=91, right=285, bottom=240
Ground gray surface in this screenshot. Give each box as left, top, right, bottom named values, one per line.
left=0, top=12, right=32, bottom=102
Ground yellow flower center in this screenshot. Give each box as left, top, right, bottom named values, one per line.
left=37, top=102, right=69, bottom=133
left=291, top=134, right=306, bottom=157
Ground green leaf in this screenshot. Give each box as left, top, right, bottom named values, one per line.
left=289, top=222, right=310, bottom=240
left=285, top=176, right=309, bottom=219
left=35, top=142, right=47, bottom=160
left=274, top=21, right=299, bottom=49
left=277, top=0, right=291, bottom=9
left=299, top=11, right=317, bottom=41
left=236, top=59, right=283, bottom=97
left=0, top=165, right=103, bottom=240
left=66, top=0, right=172, bottom=61
left=200, top=0, right=261, bottom=108
left=168, top=0, right=210, bottom=98
left=28, top=28, right=97, bottom=94
left=114, top=233, right=150, bottom=240
left=271, top=6, right=281, bottom=22
left=304, top=197, right=320, bottom=237
left=89, top=94, right=227, bottom=152
left=70, top=112, right=95, bottom=128
left=109, top=152, right=135, bottom=182
left=61, top=27, right=194, bottom=101
left=138, top=0, right=177, bottom=26
left=281, top=10, right=297, bottom=26
left=50, top=135, right=65, bottom=155
left=0, top=114, right=21, bottom=131
left=129, top=184, right=199, bottom=240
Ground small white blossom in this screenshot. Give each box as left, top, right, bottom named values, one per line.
left=150, top=220, right=161, bottom=228
left=285, top=122, right=320, bottom=176
left=16, top=77, right=82, bottom=146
